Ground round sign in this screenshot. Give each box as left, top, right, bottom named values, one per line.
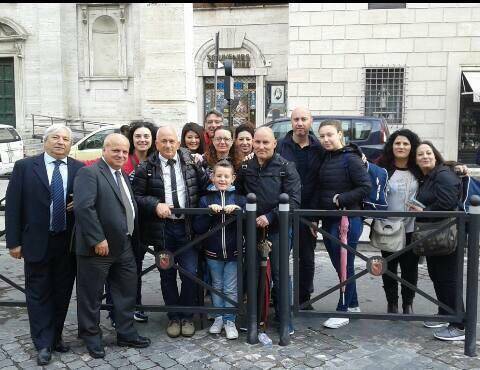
left=155, top=250, right=174, bottom=270
left=366, top=256, right=386, bottom=276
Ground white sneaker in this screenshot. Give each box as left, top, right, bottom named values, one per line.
left=347, top=307, right=361, bottom=313
left=224, top=320, right=238, bottom=340
left=209, top=316, right=224, bottom=334
left=323, top=317, right=350, bottom=329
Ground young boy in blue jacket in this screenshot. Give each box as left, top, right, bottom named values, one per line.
left=193, top=160, right=246, bottom=339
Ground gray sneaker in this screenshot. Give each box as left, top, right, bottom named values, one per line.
left=434, top=326, right=465, bottom=341
left=423, top=321, right=448, bottom=328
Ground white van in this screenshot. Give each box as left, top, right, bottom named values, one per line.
left=0, top=124, right=24, bottom=175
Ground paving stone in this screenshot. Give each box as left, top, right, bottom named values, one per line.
left=117, top=366, right=137, bottom=370
left=94, top=365, right=115, bottom=370
left=0, top=358, right=14, bottom=367
left=150, top=353, right=177, bottom=368
left=17, top=359, right=40, bottom=369
left=67, top=360, right=86, bottom=369
left=136, top=359, right=157, bottom=369
left=108, top=357, right=130, bottom=367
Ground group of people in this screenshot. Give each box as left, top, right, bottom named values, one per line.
left=5, top=107, right=466, bottom=366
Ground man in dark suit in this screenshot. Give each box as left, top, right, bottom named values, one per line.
left=74, top=133, right=150, bottom=359
left=5, top=124, right=85, bottom=366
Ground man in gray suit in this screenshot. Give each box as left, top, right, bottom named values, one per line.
left=74, top=133, right=150, bottom=358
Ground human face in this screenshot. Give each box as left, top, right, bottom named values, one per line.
left=184, top=130, right=200, bottom=152
left=291, top=108, right=312, bottom=138
left=318, top=125, right=343, bottom=151
left=392, top=135, right=411, bottom=161
left=133, top=127, right=152, bottom=154
left=213, top=129, right=233, bottom=156
left=235, top=131, right=253, bottom=155
left=44, top=128, right=72, bottom=159
left=205, top=113, right=223, bottom=138
left=211, top=166, right=235, bottom=191
left=103, top=136, right=129, bottom=170
left=253, top=129, right=276, bottom=164
left=156, top=128, right=180, bottom=159
left=416, top=144, right=436, bottom=174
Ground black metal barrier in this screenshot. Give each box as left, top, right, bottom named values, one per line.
left=282, top=194, right=480, bottom=357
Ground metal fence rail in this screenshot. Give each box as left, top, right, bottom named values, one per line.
left=285, top=198, right=480, bottom=357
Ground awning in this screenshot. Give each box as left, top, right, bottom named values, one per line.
left=462, top=72, right=480, bottom=102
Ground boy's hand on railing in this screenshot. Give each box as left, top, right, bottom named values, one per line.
left=209, top=204, right=223, bottom=213
left=224, top=205, right=240, bottom=214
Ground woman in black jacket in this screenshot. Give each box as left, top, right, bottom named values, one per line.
left=315, top=120, right=371, bottom=329
left=409, top=141, right=464, bottom=341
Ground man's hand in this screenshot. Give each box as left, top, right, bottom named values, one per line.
left=243, top=152, right=254, bottom=161
left=9, top=246, right=22, bottom=259
left=209, top=204, right=223, bottom=213
left=156, top=203, right=173, bottom=218
left=309, top=221, right=318, bottom=238
left=224, top=205, right=240, bottom=214
left=66, top=200, right=74, bottom=212
left=94, top=240, right=109, bottom=256
left=454, top=164, right=469, bottom=177
left=256, top=215, right=270, bottom=228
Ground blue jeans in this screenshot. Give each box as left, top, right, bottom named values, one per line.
left=322, top=216, right=363, bottom=312
left=206, top=259, right=237, bottom=323
left=160, top=222, right=198, bottom=320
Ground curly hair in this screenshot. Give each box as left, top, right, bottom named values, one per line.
left=180, top=122, right=206, bottom=154
left=204, top=127, right=242, bottom=171
left=127, top=120, right=157, bottom=156
left=234, top=123, right=255, bottom=140
left=376, top=129, right=421, bottom=171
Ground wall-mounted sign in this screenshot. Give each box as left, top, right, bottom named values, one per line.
left=207, top=53, right=251, bottom=69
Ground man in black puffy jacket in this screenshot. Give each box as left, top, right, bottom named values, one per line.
left=132, top=126, right=209, bottom=339
left=235, top=127, right=301, bottom=332
left=276, top=107, right=324, bottom=309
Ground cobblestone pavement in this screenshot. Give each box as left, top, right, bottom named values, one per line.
left=1, top=244, right=479, bottom=369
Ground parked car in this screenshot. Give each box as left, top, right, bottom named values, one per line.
left=0, top=125, right=24, bottom=175
left=263, top=115, right=390, bottom=161
left=69, top=125, right=121, bottom=161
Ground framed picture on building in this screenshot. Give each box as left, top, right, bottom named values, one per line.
left=271, top=85, right=285, bottom=104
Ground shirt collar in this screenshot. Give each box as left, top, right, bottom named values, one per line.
left=158, top=152, right=179, bottom=167
left=102, top=157, right=122, bottom=175
left=44, top=152, right=67, bottom=165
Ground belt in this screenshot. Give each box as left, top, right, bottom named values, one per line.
left=166, top=218, right=185, bottom=224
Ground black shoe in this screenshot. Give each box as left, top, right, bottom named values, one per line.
left=37, top=348, right=52, bottom=366
left=402, top=304, right=413, bottom=314
left=117, top=335, right=151, bottom=348
left=54, top=339, right=70, bottom=353
left=87, top=344, right=105, bottom=359
left=387, top=302, right=398, bottom=313
left=301, top=303, right=315, bottom=310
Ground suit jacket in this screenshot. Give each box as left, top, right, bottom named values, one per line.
left=74, top=158, right=139, bottom=257
left=5, top=153, right=85, bottom=263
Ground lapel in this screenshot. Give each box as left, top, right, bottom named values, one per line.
left=122, top=171, right=138, bottom=216
left=98, top=159, right=123, bottom=204
left=33, top=153, right=50, bottom=192
left=66, top=157, right=75, bottom=194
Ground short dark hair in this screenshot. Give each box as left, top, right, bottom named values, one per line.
left=416, top=140, right=445, bottom=165
left=180, top=122, right=206, bottom=154
left=213, top=159, right=235, bottom=175
left=204, top=109, right=224, bottom=122
left=234, top=123, right=254, bottom=140
left=127, top=120, right=157, bottom=155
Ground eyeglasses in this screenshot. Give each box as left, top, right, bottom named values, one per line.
left=213, top=137, right=233, bottom=143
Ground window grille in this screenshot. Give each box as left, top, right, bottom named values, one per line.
left=364, top=67, right=405, bottom=126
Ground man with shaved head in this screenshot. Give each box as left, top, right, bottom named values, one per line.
left=74, top=133, right=150, bottom=358
left=133, top=125, right=208, bottom=338
left=276, top=107, right=325, bottom=310
left=235, top=126, right=301, bottom=333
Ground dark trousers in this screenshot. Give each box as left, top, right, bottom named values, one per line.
left=105, top=246, right=146, bottom=319
left=381, top=233, right=419, bottom=306
left=77, top=243, right=138, bottom=347
left=24, top=232, right=76, bottom=350
left=160, top=221, right=197, bottom=320
left=426, top=247, right=465, bottom=329
left=298, top=223, right=316, bottom=304
left=322, top=216, right=362, bottom=312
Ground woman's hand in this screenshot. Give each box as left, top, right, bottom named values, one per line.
left=454, top=164, right=469, bottom=177
left=243, top=152, right=254, bottom=161
left=408, top=205, right=424, bottom=212
left=209, top=204, right=223, bottom=213
left=192, top=153, right=203, bottom=164
left=224, top=205, right=240, bottom=214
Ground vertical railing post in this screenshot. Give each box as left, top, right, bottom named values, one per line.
left=465, top=195, right=480, bottom=357
left=278, top=193, right=290, bottom=346
left=31, top=114, right=35, bottom=138
left=246, top=193, right=258, bottom=344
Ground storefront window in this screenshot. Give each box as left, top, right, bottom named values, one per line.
left=204, top=76, right=256, bottom=127
left=458, top=72, right=480, bottom=163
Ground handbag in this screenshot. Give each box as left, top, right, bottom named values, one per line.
left=412, top=218, right=457, bottom=256
left=370, top=219, right=406, bottom=252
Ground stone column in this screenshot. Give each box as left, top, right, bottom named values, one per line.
left=140, top=3, right=196, bottom=133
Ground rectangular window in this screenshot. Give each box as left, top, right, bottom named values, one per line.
left=368, top=3, right=406, bottom=9
left=364, top=67, right=405, bottom=126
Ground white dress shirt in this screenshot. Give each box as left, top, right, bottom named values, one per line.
left=158, top=152, right=187, bottom=219
left=103, top=158, right=136, bottom=221
left=44, top=152, right=68, bottom=230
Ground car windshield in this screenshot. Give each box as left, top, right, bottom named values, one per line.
left=0, top=127, right=21, bottom=143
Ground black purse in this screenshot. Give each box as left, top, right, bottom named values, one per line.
left=412, top=218, right=457, bottom=256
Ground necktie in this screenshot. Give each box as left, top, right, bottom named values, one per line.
left=167, top=159, right=181, bottom=210
left=51, top=160, right=66, bottom=232
left=115, top=171, right=134, bottom=235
